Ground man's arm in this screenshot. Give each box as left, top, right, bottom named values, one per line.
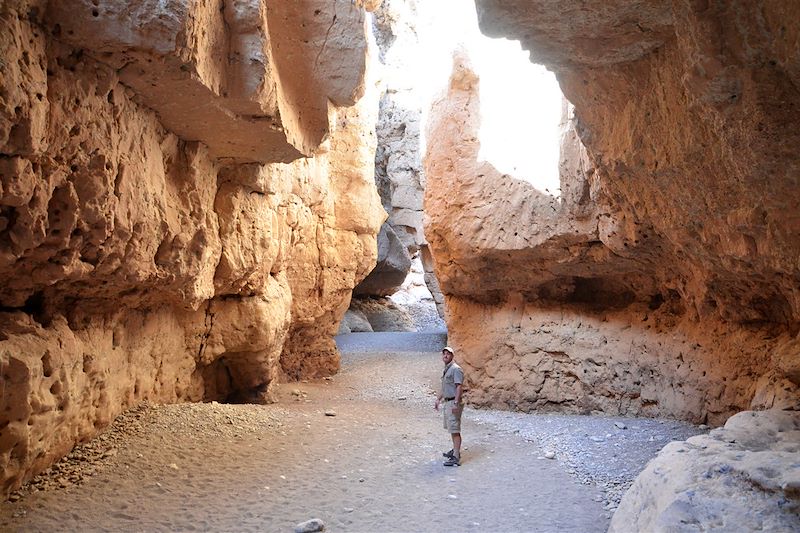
left=452, top=383, right=463, bottom=412
left=434, top=392, right=443, bottom=410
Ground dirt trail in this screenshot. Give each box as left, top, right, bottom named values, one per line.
left=1, top=342, right=628, bottom=532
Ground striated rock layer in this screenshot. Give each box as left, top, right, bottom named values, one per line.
left=425, top=10, right=800, bottom=424
left=0, top=0, right=384, bottom=498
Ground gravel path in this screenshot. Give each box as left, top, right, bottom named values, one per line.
left=1, top=334, right=706, bottom=531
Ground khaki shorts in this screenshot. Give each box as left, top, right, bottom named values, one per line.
left=442, top=399, right=462, bottom=433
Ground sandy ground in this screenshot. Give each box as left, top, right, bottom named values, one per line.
left=1, top=338, right=703, bottom=532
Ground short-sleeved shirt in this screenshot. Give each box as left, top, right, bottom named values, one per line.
left=441, top=362, right=464, bottom=399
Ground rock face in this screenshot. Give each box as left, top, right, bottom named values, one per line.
left=609, top=410, right=800, bottom=532
left=0, top=0, right=383, bottom=498
left=352, top=0, right=446, bottom=314
left=353, top=223, right=411, bottom=297
left=425, top=1, right=800, bottom=424
left=371, top=0, right=427, bottom=255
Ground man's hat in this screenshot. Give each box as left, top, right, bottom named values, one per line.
left=442, top=346, right=454, bottom=354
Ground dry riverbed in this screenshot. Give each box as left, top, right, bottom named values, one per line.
left=1, top=339, right=705, bottom=532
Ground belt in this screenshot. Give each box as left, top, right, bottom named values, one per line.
left=444, top=397, right=455, bottom=401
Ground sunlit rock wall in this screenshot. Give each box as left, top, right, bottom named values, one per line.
left=0, top=0, right=384, bottom=498
left=353, top=0, right=446, bottom=314
left=425, top=39, right=800, bottom=424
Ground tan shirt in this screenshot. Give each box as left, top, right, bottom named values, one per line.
left=441, top=362, right=464, bottom=399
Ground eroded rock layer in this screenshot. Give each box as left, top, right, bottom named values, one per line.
left=610, top=410, right=800, bottom=532
left=0, top=0, right=383, bottom=497
left=425, top=2, right=800, bottom=425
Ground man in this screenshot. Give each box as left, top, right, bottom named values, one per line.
left=434, top=346, right=464, bottom=466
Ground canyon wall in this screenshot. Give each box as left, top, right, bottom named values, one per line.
left=353, top=0, right=445, bottom=315
left=0, top=0, right=384, bottom=498
left=425, top=1, right=800, bottom=425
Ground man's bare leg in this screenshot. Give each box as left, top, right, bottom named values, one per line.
left=451, top=432, right=461, bottom=459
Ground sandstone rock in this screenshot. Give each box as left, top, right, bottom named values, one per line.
left=0, top=0, right=383, bottom=499
left=424, top=1, right=800, bottom=423
left=349, top=297, right=415, bottom=332
left=44, top=0, right=371, bottom=163
left=610, top=410, right=800, bottom=532
left=364, top=0, right=446, bottom=314
left=354, top=222, right=412, bottom=296
left=341, top=308, right=374, bottom=333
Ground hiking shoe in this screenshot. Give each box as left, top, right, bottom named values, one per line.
left=442, top=449, right=455, bottom=458
left=443, top=456, right=460, bottom=467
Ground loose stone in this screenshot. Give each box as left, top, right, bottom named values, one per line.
left=294, top=518, right=325, bottom=533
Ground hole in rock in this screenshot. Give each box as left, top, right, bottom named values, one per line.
left=41, top=350, right=54, bottom=378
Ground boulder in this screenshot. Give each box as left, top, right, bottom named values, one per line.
left=354, top=222, right=412, bottom=296
left=350, top=298, right=415, bottom=332
left=610, top=410, right=800, bottom=532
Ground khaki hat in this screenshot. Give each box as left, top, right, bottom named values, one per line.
left=442, top=346, right=454, bottom=354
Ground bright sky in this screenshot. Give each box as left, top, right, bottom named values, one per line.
left=411, top=0, right=564, bottom=197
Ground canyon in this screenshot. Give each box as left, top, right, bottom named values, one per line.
left=1, top=0, right=799, bottom=530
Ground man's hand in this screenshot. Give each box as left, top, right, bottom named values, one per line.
left=451, top=404, right=461, bottom=415
left=434, top=398, right=440, bottom=411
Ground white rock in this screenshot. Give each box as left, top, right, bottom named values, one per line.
left=544, top=451, right=556, bottom=459
left=294, top=518, right=325, bottom=533
left=610, top=410, right=800, bottom=533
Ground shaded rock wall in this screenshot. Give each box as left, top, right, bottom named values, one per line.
left=424, top=41, right=800, bottom=424
left=0, top=0, right=383, bottom=498
left=471, top=1, right=800, bottom=327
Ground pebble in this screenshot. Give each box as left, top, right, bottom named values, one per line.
left=294, top=518, right=325, bottom=533
left=343, top=507, right=354, bottom=513
left=590, top=436, right=605, bottom=443
left=324, top=410, right=336, bottom=417
left=447, top=494, right=458, bottom=499
left=614, top=422, right=627, bottom=430
left=543, top=451, right=556, bottom=459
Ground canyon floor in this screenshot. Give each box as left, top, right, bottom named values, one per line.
left=1, top=333, right=704, bottom=532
